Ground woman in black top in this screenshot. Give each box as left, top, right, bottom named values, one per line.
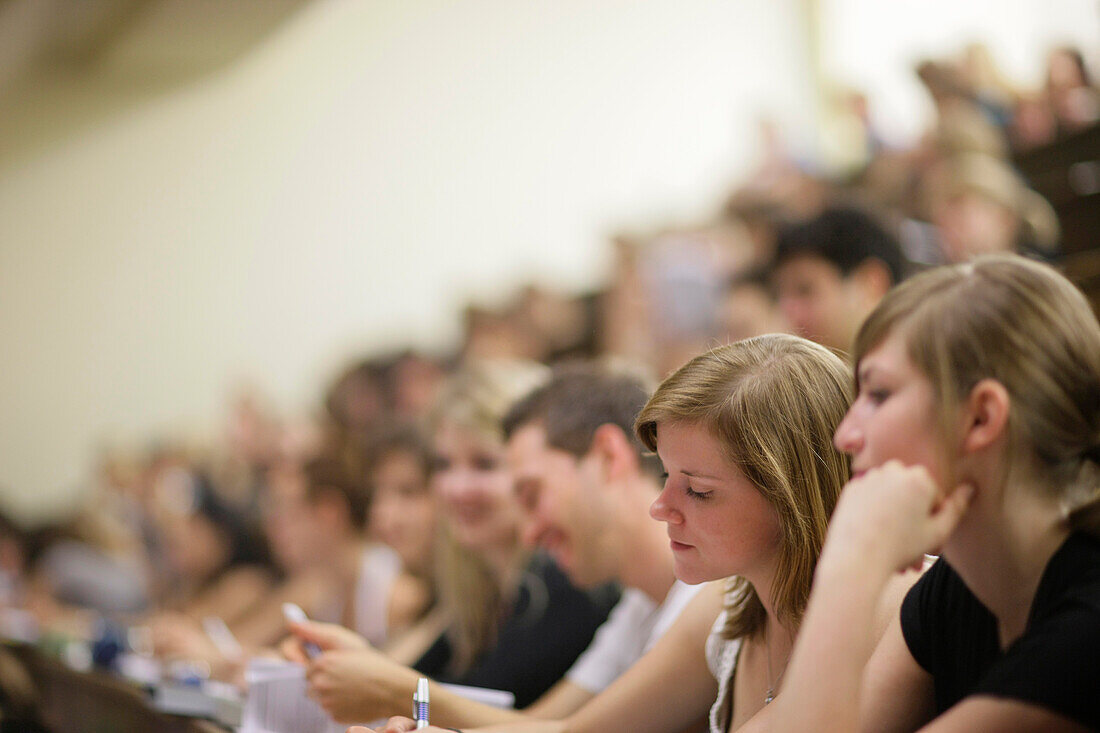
left=773, top=255, right=1100, bottom=732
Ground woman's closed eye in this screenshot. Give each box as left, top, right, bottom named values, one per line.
left=685, top=485, right=713, bottom=500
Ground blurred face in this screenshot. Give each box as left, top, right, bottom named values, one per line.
left=833, top=331, right=944, bottom=483
left=935, top=191, right=1019, bottom=263
left=508, top=424, right=613, bottom=587
left=432, top=421, right=520, bottom=553
left=164, top=513, right=228, bottom=582
left=773, top=255, right=856, bottom=351
left=650, top=421, right=780, bottom=585
left=721, top=283, right=786, bottom=343
left=369, top=449, right=436, bottom=575
left=262, top=461, right=322, bottom=572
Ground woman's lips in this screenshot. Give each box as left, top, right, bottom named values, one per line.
left=669, top=539, right=693, bottom=552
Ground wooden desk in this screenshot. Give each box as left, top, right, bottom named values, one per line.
left=6, top=644, right=228, bottom=733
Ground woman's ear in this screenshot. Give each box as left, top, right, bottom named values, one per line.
left=961, top=379, right=1010, bottom=455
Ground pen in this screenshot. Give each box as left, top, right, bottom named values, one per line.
left=413, top=676, right=430, bottom=729
left=282, top=602, right=322, bottom=659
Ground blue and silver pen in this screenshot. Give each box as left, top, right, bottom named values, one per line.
left=413, top=677, right=430, bottom=729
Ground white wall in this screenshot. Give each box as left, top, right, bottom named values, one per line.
left=0, top=0, right=814, bottom=521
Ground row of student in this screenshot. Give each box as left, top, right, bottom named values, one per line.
left=321, top=42, right=1081, bottom=410
left=320, top=254, right=1100, bottom=733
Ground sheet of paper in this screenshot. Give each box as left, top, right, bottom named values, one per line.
left=239, top=659, right=349, bottom=733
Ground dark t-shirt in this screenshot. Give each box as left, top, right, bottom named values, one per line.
left=900, top=532, right=1100, bottom=730
left=414, top=552, right=620, bottom=708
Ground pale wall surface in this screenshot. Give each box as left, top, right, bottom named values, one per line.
left=0, top=0, right=815, bottom=521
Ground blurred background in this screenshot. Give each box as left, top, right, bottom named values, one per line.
left=1, top=0, right=1098, bottom=523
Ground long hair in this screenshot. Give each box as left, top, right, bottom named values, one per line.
left=853, top=254, right=1100, bottom=535
left=428, top=360, right=549, bottom=674
left=635, top=334, right=851, bottom=639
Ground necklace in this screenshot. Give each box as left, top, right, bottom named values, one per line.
left=763, top=625, right=789, bottom=705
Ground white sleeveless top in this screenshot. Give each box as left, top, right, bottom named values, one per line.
left=354, top=544, right=403, bottom=646
left=704, top=588, right=743, bottom=733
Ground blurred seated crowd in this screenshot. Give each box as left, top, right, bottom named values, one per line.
left=0, top=40, right=1096, bottom=731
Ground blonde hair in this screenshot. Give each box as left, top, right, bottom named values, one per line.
left=853, top=254, right=1100, bottom=534
left=635, top=334, right=851, bottom=639
left=429, top=360, right=549, bottom=674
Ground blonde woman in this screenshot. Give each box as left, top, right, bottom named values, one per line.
left=774, top=255, right=1100, bottom=732
left=358, top=334, right=916, bottom=733
left=287, top=361, right=619, bottom=723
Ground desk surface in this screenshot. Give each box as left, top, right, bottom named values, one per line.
left=6, top=644, right=229, bottom=733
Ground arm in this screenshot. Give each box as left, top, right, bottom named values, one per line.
left=769, top=462, right=972, bottom=733
left=550, top=579, right=724, bottom=733
left=306, top=647, right=586, bottom=726
left=351, top=582, right=724, bottom=733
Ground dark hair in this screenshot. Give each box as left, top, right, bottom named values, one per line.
left=191, top=473, right=270, bottom=568
left=501, top=362, right=658, bottom=476
left=303, top=454, right=371, bottom=531
left=361, top=422, right=434, bottom=485
left=774, top=206, right=907, bottom=285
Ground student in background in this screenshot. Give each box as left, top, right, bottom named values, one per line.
left=285, top=362, right=619, bottom=723
left=358, top=335, right=917, bottom=733
left=361, top=424, right=443, bottom=663
left=771, top=206, right=906, bottom=354
left=361, top=363, right=708, bottom=728
left=773, top=255, right=1100, bottom=732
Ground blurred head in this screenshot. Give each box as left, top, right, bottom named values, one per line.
left=502, top=363, right=655, bottom=587
left=928, top=153, right=1058, bottom=262
left=429, top=361, right=549, bottom=554
left=636, top=334, right=851, bottom=637
left=262, top=454, right=368, bottom=571
left=158, top=472, right=262, bottom=583
left=364, top=425, right=436, bottom=577
left=837, top=255, right=1100, bottom=535
left=720, top=269, right=786, bottom=343
left=1047, top=46, right=1091, bottom=90
left=325, top=359, right=389, bottom=435
left=772, top=206, right=905, bottom=352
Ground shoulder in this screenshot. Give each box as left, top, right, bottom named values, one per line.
left=969, top=537, right=1100, bottom=731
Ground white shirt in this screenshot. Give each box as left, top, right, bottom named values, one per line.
left=704, top=585, right=744, bottom=733
left=565, top=580, right=703, bottom=694
left=353, top=544, right=402, bottom=646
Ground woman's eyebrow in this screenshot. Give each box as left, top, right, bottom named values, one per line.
left=681, top=469, right=721, bottom=481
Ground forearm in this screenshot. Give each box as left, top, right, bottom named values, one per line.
left=428, top=683, right=536, bottom=728
left=769, top=548, right=894, bottom=733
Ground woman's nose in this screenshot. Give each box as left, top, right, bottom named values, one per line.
left=649, top=483, right=683, bottom=525
left=833, top=411, right=862, bottom=455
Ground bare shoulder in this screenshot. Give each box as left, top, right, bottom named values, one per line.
left=386, top=572, right=432, bottom=630
left=665, top=580, right=725, bottom=639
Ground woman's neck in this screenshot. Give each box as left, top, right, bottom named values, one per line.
left=945, top=482, right=1069, bottom=647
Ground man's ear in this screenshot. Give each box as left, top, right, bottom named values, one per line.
left=589, top=423, right=639, bottom=482
left=850, top=258, right=893, bottom=305
left=961, top=379, right=1010, bottom=455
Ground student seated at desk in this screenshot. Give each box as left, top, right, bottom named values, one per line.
left=283, top=361, right=620, bottom=722
left=147, top=471, right=273, bottom=630
left=151, top=450, right=414, bottom=680
left=352, top=335, right=918, bottom=733
left=771, top=255, right=1100, bottom=732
